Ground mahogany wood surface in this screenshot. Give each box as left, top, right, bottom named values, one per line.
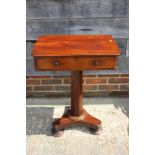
left=37, top=35, right=114, bottom=41
left=32, top=35, right=120, bottom=137
left=32, top=35, right=120, bottom=57
left=52, top=109, right=101, bottom=132
left=71, top=71, right=83, bottom=116
left=35, top=56, right=117, bottom=71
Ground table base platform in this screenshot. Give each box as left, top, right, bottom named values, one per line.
left=52, top=108, right=102, bottom=137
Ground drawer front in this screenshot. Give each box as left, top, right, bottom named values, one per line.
left=35, top=56, right=117, bottom=71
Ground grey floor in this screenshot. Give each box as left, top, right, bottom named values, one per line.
left=27, top=97, right=129, bottom=155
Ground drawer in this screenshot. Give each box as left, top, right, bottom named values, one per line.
left=35, top=56, right=117, bottom=71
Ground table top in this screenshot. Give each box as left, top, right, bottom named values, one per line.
left=32, top=35, right=120, bottom=57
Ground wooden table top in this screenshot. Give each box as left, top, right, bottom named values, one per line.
left=32, top=35, right=120, bottom=57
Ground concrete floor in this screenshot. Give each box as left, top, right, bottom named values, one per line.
left=27, top=97, right=129, bottom=155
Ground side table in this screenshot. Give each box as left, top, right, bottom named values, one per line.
left=32, top=35, right=120, bottom=137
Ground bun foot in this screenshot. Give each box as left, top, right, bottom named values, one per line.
left=52, top=128, right=64, bottom=137
left=89, top=125, right=102, bottom=135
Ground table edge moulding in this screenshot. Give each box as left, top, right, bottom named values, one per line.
left=32, top=35, right=121, bottom=137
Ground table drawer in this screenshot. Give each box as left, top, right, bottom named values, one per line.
left=35, top=56, right=117, bottom=71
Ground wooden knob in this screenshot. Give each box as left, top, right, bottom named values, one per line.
left=92, top=60, right=100, bottom=66
left=53, top=60, right=60, bottom=66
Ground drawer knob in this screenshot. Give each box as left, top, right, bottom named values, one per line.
left=53, top=60, right=60, bottom=66
left=92, top=60, right=100, bottom=66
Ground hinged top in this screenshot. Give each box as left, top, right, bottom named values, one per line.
left=32, top=35, right=120, bottom=57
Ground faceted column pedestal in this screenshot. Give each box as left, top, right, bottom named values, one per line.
left=52, top=71, right=102, bottom=137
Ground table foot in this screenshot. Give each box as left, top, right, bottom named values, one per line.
left=52, top=109, right=102, bottom=136
left=89, top=125, right=103, bottom=135
left=51, top=127, right=64, bottom=137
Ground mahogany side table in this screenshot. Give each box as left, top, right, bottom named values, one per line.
left=32, top=35, right=120, bottom=137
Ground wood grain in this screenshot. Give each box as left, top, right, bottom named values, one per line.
left=52, top=109, right=101, bottom=132
left=71, top=71, right=83, bottom=116
left=35, top=56, right=117, bottom=71
left=37, top=34, right=113, bottom=41
left=32, top=35, right=120, bottom=57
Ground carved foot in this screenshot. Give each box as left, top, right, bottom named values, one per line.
left=89, top=124, right=102, bottom=135
left=51, top=127, right=64, bottom=137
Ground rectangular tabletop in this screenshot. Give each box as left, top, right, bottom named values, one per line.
left=32, top=35, right=120, bottom=57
